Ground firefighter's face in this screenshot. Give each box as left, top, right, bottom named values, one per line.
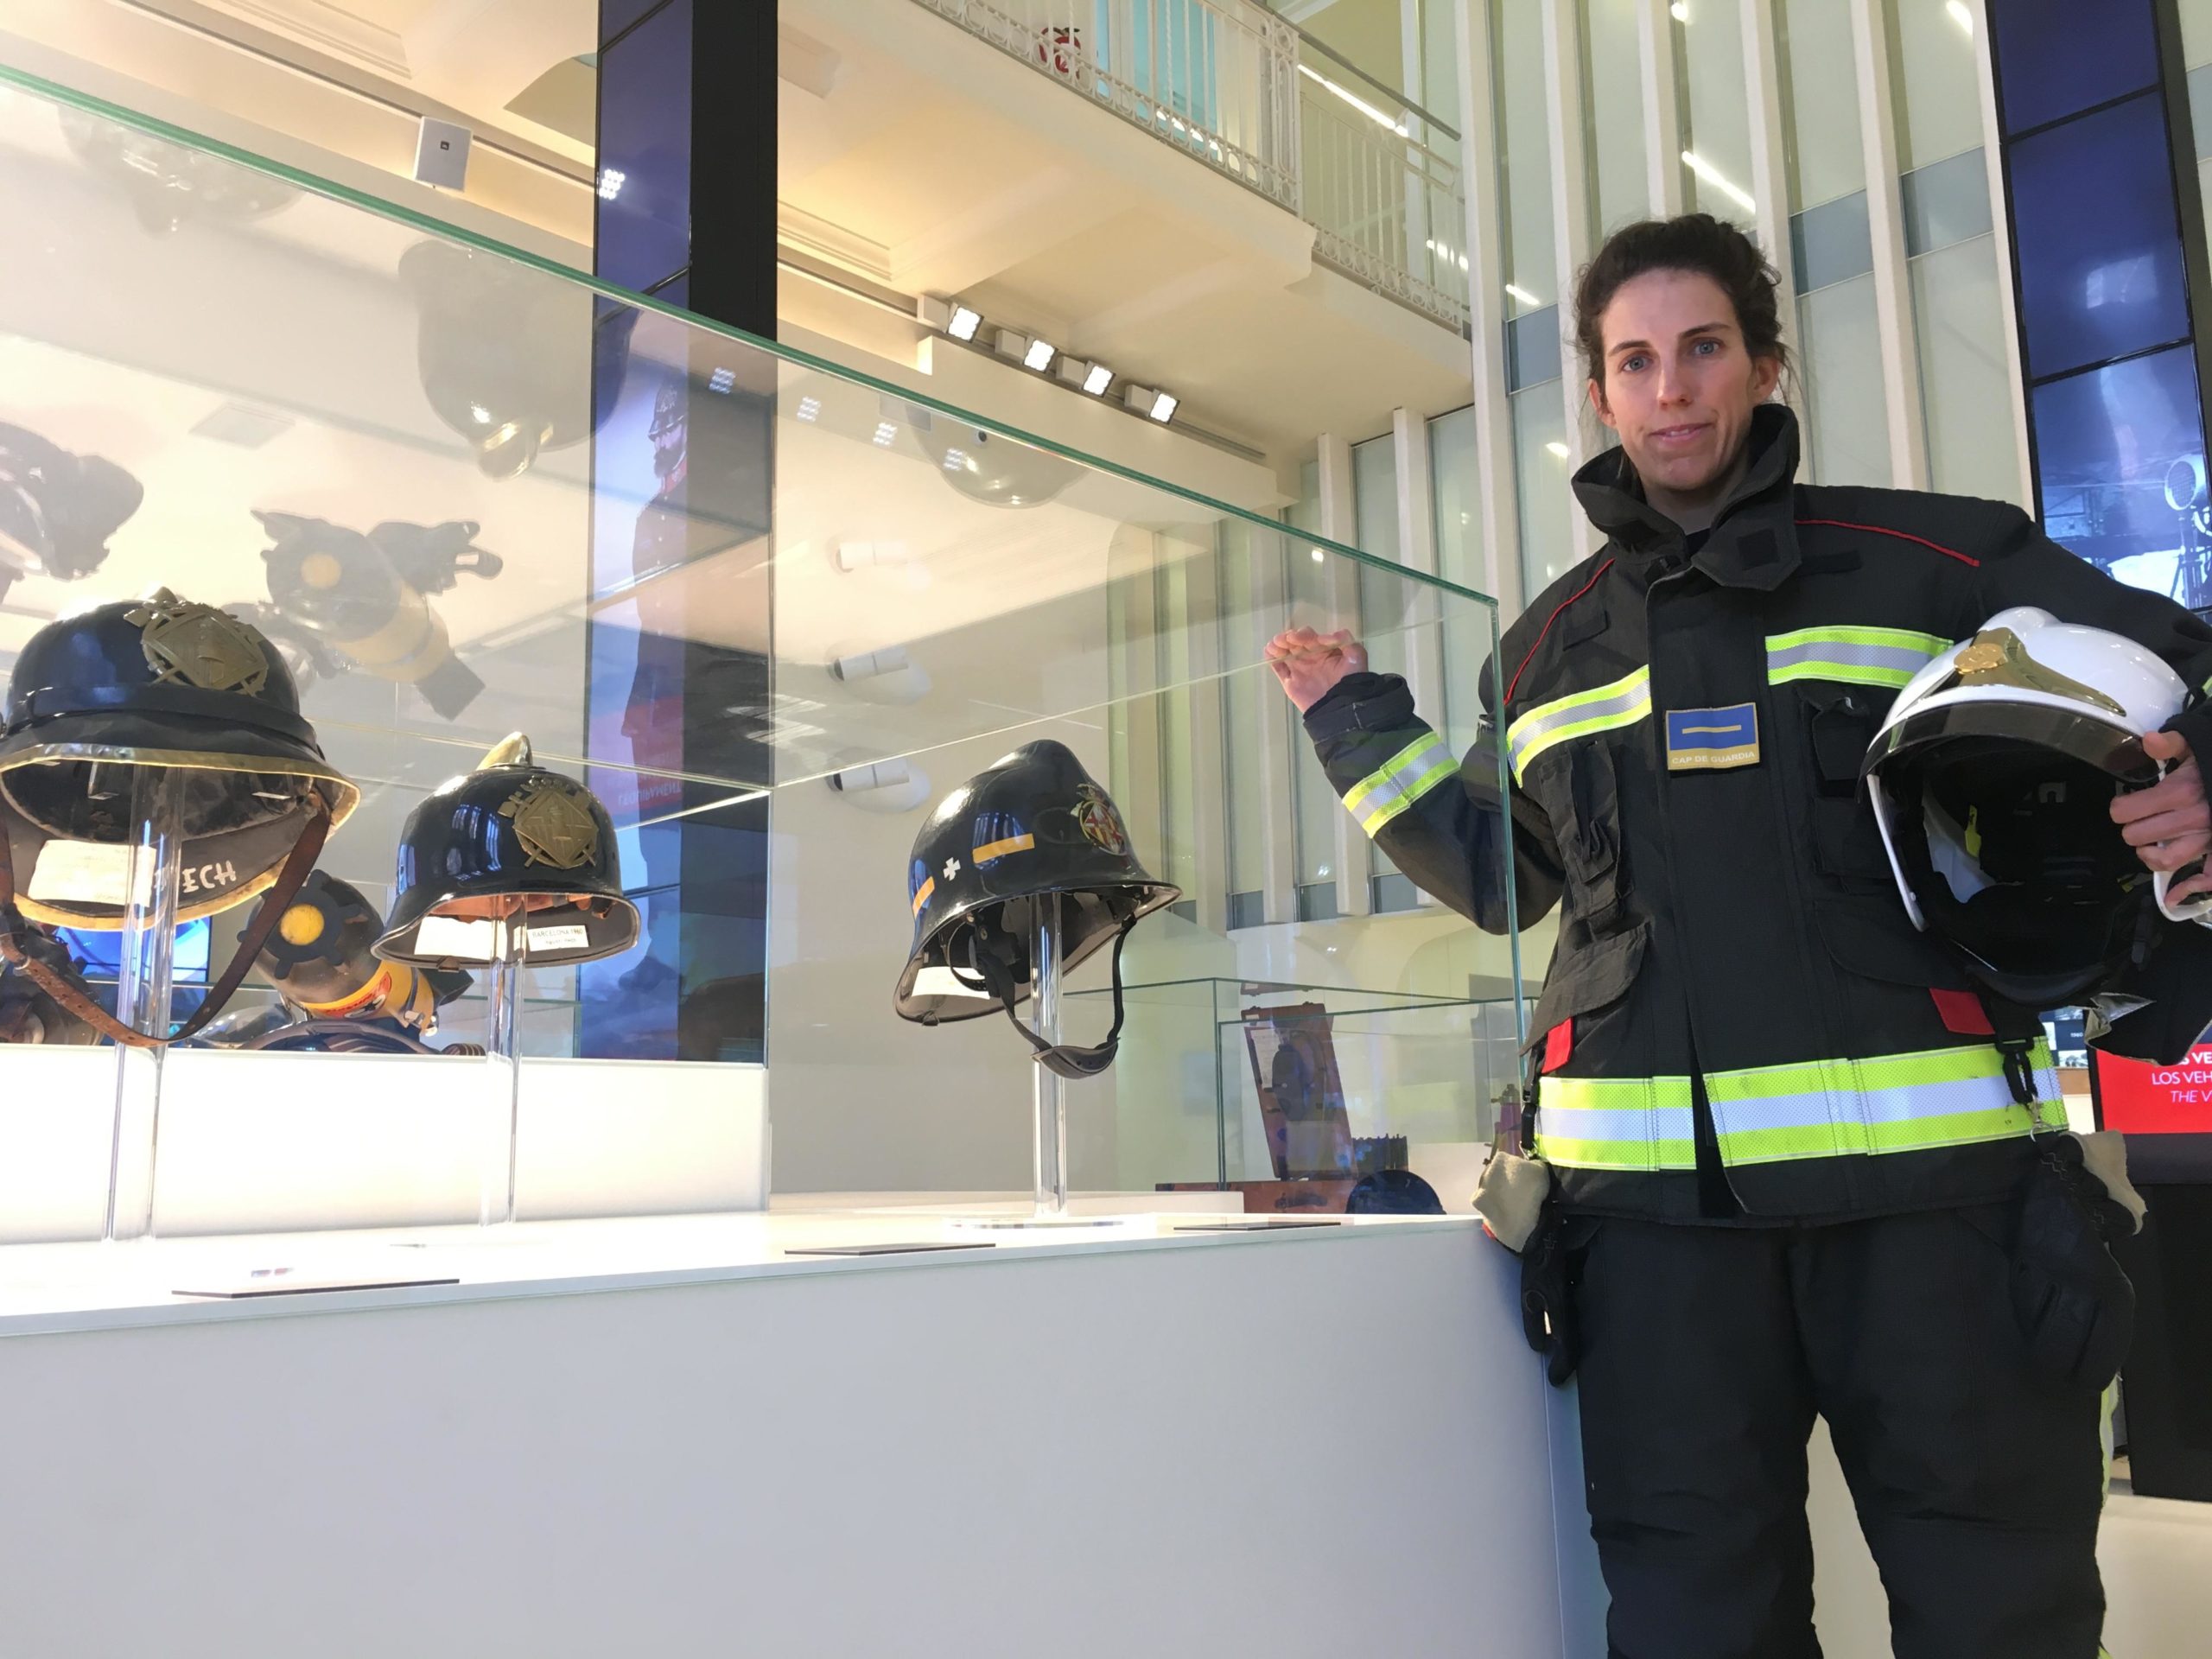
left=1586, top=269, right=1780, bottom=504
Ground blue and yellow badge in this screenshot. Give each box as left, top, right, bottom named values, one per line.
left=1664, top=702, right=1760, bottom=772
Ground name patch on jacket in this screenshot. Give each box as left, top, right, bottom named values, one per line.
left=1664, top=703, right=1760, bottom=772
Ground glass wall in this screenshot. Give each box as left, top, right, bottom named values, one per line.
left=1217, top=516, right=1268, bottom=925
left=1493, top=0, right=1557, bottom=317
left=1351, top=433, right=1414, bottom=909
left=1581, top=0, right=1650, bottom=238
left=1778, top=0, right=1891, bottom=486
left=1674, top=0, right=1758, bottom=226
left=1513, top=386, right=1575, bottom=597
left=1429, top=404, right=1491, bottom=760
left=1284, top=461, right=1339, bottom=917
left=1887, top=0, right=2024, bottom=503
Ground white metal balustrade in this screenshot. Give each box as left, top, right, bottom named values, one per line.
left=906, top=0, right=1471, bottom=333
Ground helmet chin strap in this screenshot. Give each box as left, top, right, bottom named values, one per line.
left=951, top=914, right=1130, bottom=1079
left=0, top=795, right=331, bottom=1046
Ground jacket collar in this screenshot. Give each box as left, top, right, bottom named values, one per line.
left=1570, top=403, right=1803, bottom=592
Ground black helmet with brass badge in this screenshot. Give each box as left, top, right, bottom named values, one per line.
left=374, top=734, right=638, bottom=967
left=0, top=588, right=358, bottom=1043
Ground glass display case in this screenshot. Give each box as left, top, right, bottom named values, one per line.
left=0, top=65, right=1518, bottom=1249
left=1072, top=976, right=1520, bottom=1210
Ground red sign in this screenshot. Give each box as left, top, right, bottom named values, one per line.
left=2096, top=1043, right=2212, bottom=1135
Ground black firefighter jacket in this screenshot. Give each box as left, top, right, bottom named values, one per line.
left=1302, top=406, right=2212, bottom=1223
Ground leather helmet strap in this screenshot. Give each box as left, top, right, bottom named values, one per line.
left=0, top=798, right=332, bottom=1048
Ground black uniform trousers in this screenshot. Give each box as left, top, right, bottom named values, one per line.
left=1570, top=1205, right=2107, bottom=1659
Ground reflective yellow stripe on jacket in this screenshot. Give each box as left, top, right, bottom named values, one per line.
left=1765, top=624, right=1950, bottom=690
left=1535, top=1043, right=2065, bottom=1172
left=1505, top=666, right=1652, bottom=783
left=1343, top=733, right=1457, bottom=837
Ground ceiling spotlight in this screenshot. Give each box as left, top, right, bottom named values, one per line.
left=795, top=395, right=820, bottom=422
left=1058, top=358, right=1114, bottom=395
left=919, top=295, right=985, bottom=341
left=709, top=366, right=735, bottom=393
left=1024, top=337, right=1057, bottom=372
left=1125, top=384, right=1178, bottom=422
left=993, top=327, right=1032, bottom=362
left=873, top=421, right=897, bottom=446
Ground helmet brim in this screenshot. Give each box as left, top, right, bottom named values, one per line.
left=893, top=880, right=1181, bottom=1021
left=0, top=709, right=360, bottom=827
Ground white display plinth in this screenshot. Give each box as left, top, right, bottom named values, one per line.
left=0, top=1049, right=768, bottom=1243
left=0, top=1215, right=1573, bottom=1659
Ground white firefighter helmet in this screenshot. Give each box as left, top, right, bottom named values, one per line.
left=1863, top=607, right=2209, bottom=1008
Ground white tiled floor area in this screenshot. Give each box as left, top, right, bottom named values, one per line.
left=1811, top=1424, right=2212, bottom=1657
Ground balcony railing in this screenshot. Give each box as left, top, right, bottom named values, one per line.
left=908, top=0, right=1471, bottom=333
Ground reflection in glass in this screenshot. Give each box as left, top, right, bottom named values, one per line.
left=1580, top=0, right=1649, bottom=238
left=1286, top=462, right=1338, bottom=892
left=2006, top=93, right=2190, bottom=380
left=1352, top=434, right=1405, bottom=888
left=2034, top=346, right=2212, bottom=615
left=1492, top=0, right=1556, bottom=314
left=1885, top=0, right=1986, bottom=173
left=1513, top=385, right=1576, bottom=598
left=1910, top=235, right=2024, bottom=503
left=1778, top=0, right=1887, bottom=486
left=1429, top=404, right=1489, bottom=756
left=1675, top=0, right=1758, bottom=225
left=1989, top=0, right=2158, bottom=135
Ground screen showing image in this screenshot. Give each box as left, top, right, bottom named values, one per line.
left=56, top=918, right=211, bottom=986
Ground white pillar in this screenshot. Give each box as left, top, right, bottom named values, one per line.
left=1848, top=0, right=1933, bottom=491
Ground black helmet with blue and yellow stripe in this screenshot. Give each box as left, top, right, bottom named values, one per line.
left=893, top=739, right=1177, bottom=1075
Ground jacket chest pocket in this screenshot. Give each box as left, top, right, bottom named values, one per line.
left=1529, top=741, right=1630, bottom=935
left=1799, top=688, right=1893, bottom=889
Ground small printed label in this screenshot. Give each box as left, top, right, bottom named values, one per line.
left=909, top=965, right=995, bottom=1001
left=525, top=924, right=592, bottom=952
left=28, top=840, right=143, bottom=906
left=1664, top=703, right=1761, bottom=772
left=413, top=914, right=499, bottom=961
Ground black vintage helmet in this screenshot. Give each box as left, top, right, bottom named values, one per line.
left=251, top=869, right=467, bottom=1031
left=893, top=740, right=1179, bottom=1076
left=375, top=734, right=638, bottom=967
left=0, top=423, right=143, bottom=595
left=399, top=240, right=639, bottom=480
left=0, top=588, right=359, bottom=928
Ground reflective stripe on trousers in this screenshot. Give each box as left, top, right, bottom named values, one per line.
left=1534, top=1042, right=2065, bottom=1171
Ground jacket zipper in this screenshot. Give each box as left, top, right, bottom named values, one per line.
left=1643, top=554, right=1746, bottom=1217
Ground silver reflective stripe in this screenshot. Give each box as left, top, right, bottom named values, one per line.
left=1535, top=1103, right=1699, bottom=1144
left=1767, top=639, right=1942, bottom=683
left=1343, top=734, right=1457, bottom=836
left=1710, top=1070, right=2022, bottom=1137
left=1505, top=668, right=1653, bottom=782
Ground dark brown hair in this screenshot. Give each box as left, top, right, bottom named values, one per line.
left=1572, top=213, right=1789, bottom=390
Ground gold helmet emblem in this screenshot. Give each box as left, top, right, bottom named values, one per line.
left=126, top=588, right=269, bottom=695
left=1944, top=626, right=2127, bottom=718
left=499, top=776, right=600, bottom=869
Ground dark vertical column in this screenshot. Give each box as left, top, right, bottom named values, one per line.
left=1986, top=0, right=2212, bottom=621
left=582, top=0, right=775, bottom=1064
left=1986, top=0, right=2212, bottom=1503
